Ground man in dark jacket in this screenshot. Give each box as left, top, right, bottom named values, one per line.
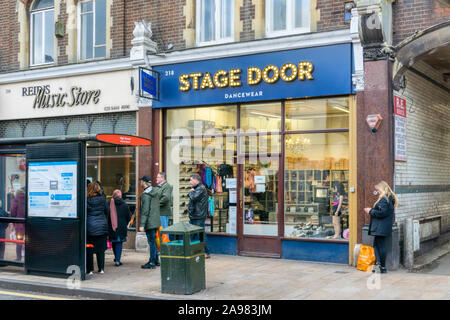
left=188, top=173, right=210, bottom=258
left=156, top=172, right=173, bottom=228
left=139, top=176, right=161, bottom=269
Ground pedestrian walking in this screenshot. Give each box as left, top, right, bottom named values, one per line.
left=86, top=182, right=109, bottom=275
left=10, top=189, right=25, bottom=261
left=188, top=173, right=210, bottom=258
left=108, top=189, right=132, bottom=266
left=364, top=181, right=398, bottom=274
left=139, top=176, right=161, bottom=269
left=156, top=172, right=173, bottom=228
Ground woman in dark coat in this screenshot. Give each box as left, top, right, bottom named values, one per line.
left=108, top=189, right=131, bottom=266
left=86, top=182, right=109, bottom=275
left=10, top=189, right=25, bottom=261
left=364, top=181, right=398, bottom=274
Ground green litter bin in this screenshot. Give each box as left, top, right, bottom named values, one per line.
left=160, top=222, right=206, bottom=295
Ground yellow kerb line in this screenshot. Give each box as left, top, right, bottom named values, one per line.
left=160, top=253, right=205, bottom=259
left=0, top=290, right=73, bottom=300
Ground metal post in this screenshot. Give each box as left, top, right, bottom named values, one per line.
left=404, top=218, right=414, bottom=269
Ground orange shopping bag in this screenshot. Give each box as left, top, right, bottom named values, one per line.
left=356, top=245, right=376, bottom=272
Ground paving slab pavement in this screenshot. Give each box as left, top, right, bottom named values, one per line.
left=0, top=249, right=448, bottom=300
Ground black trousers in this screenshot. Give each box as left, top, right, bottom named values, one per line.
left=373, top=236, right=387, bottom=268
left=86, top=235, right=107, bottom=272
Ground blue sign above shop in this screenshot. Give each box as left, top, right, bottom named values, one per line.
left=141, top=70, right=157, bottom=96
left=152, top=43, right=354, bottom=108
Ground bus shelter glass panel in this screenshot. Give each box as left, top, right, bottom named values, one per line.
left=0, top=154, right=26, bottom=263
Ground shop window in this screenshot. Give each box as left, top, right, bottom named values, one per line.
left=240, top=103, right=282, bottom=132
left=79, top=0, right=107, bottom=60
left=166, top=107, right=238, bottom=234
left=196, top=0, right=234, bottom=46
left=30, top=0, right=55, bottom=66
left=284, top=132, right=349, bottom=240
left=0, top=154, right=26, bottom=263
left=167, top=105, right=237, bottom=136
left=285, top=97, right=350, bottom=131
left=266, top=0, right=310, bottom=37
left=86, top=144, right=136, bottom=206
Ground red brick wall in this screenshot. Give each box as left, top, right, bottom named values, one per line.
left=316, top=0, right=348, bottom=32
left=110, top=0, right=186, bottom=59
left=0, top=3, right=21, bottom=73
left=240, top=0, right=256, bottom=41
left=393, top=0, right=450, bottom=45
left=57, top=1, right=69, bottom=65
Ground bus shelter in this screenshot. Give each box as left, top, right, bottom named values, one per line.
left=0, top=134, right=151, bottom=280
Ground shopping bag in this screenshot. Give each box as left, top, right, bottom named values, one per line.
left=356, top=245, right=376, bottom=272
left=107, top=239, right=112, bottom=250
left=161, top=232, right=170, bottom=245
left=155, top=228, right=161, bottom=251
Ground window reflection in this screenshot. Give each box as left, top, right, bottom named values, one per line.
left=284, top=133, right=349, bottom=239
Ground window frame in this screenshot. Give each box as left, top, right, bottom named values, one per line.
left=265, top=0, right=310, bottom=38
left=77, top=0, right=107, bottom=62
left=196, top=0, right=235, bottom=47
left=30, top=3, right=55, bottom=67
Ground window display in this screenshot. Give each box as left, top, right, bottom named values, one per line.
left=166, top=108, right=238, bottom=234
left=165, top=97, right=350, bottom=241
left=284, top=133, right=349, bottom=239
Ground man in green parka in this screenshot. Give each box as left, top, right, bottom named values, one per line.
left=156, top=172, right=173, bottom=228
left=139, top=175, right=161, bottom=269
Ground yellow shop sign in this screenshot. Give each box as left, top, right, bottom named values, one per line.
left=178, top=62, right=314, bottom=91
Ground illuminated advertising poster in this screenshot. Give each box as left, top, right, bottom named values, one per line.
left=28, top=161, right=77, bottom=218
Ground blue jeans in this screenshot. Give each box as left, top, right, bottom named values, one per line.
left=145, top=229, right=158, bottom=265
left=112, top=242, right=123, bottom=263
left=189, top=219, right=210, bottom=254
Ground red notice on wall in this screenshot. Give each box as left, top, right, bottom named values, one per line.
left=394, top=96, right=407, bottom=162
left=96, top=134, right=152, bottom=146
left=394, top=96, right=407, bottom=117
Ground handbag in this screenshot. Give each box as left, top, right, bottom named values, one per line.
left=107, top=239, right=112, bottom=250
left=356, top=245, right=376, bottom=272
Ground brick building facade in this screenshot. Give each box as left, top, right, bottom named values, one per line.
left=0, top=0, right=449, bottom=269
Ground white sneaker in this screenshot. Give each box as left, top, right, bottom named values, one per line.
left=99, top=270, right=104, bottom=274
left=88, top=271, right=93, bottom=276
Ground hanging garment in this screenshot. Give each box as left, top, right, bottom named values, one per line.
left=205, top=167, right=213, bottom=188
left=211, top=171, right=216, bottom=191
left=208, top=196, right=215, bottom=217
left=216, top=176, right=223, bottom=193
left=218, top=164, right=233, bottom=178
left=198, top=164, right=206, bottom=185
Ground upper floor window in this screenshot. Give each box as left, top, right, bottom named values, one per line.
left=266, top=0, right=310, bottom=36
left=78, top=0, right=106, bottom=60
left=30, top=0, right=54, bottom=65
left=196, top=0, right=234, bottom=46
